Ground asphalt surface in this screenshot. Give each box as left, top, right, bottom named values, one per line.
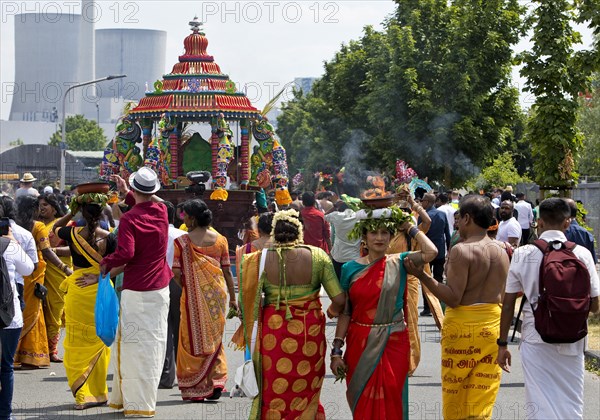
left=11, top=294, right=600, bottom=419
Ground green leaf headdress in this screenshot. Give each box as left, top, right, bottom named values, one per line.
left=348, top=205, right=412, bottom=240
left=69, top=193, right=109, bottom=214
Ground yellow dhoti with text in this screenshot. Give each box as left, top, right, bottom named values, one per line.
left=441, top=304, right=502, bottom=420
left=62, top=267, right=111, bottom=405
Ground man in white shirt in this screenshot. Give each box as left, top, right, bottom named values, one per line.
left=15, top=173, right=39, bottom=198
left=0, top=196, right=38, bottom=309
left=514, top=192, right=534, bottom=245
left=497, top=198, right=599, bottom=420
left=1, top=223, right=35, bottom=420
left=159, top=201, right=186, bottom=389
left=324, top=201, right=360, bottom=279
left=497, top=200, right=521, bottom=247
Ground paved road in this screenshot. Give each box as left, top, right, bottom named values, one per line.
left=12, top=296, right=600, bottom=419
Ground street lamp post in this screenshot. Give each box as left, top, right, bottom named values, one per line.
left=60, top=74, right=126, bottom=191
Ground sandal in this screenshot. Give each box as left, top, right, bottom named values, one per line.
left=50, top=354, right=63, bottom=363
left=74, top=401, right=107, bottom=410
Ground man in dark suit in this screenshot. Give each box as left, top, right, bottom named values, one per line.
left=564, top=199, right=597, bottom=264
left=419, top=193, right=451, bottom=315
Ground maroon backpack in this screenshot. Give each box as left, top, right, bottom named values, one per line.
left=531, top=240, right=591, bottom=343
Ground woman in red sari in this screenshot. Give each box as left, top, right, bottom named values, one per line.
left=173, top=199, right=238, bottom=401
left=331, top=207, right=438, bottom=419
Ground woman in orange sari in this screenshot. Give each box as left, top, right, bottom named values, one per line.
left=238, top=209, right=346, bottom=419
left=331, top=206, right=438, bottom=419
left=14, top=196, right=70, bottom=368
left=173, top=199, right=238, bottom=401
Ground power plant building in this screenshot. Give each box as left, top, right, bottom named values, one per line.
left=9, top=13, right=93, bottom=121
left=95, top=28, right=166, bottom=122
left=8, top=1, right=167, bottom=124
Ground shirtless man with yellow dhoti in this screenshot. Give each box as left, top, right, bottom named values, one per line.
left=405, top=195, right=509, bottom=419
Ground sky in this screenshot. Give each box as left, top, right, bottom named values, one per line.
left=0, top=1, right=595, bottom=121
left=0, top=1, right=397, bottom=120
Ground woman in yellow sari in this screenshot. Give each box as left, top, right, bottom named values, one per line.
left=173, top=199, right=238, bottom=401
left=38, top=193, right=71, bottom=362
left=14, top=196, right=68, bottom=368
left=53, top=194, right=117, bottom=410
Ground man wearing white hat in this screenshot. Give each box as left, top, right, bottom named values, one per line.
left=15, top=173, right=39, bottom=198
left=101, top=167, right=171, bottom=418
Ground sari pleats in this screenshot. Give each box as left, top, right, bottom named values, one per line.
left=44, top=219, right=69, bottom=356
left=176, top=236, right=228, bottom=400
left=15, top=260, right=50, bottom=367
left=344, top=258, right=409, bottom=419
left=62, top=266, right=110, bottom=404
left=260, top=299, right=326, bottom=420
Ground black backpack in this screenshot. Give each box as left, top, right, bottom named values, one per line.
left=0, top=237, right=15, bottom=328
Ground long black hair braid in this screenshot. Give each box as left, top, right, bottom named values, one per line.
left=81, top=203, right=103, bottom=251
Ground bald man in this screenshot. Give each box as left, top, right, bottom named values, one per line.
left=418, top=193, right=451, bottom=315
left=497, top=200, right=521, bottom=248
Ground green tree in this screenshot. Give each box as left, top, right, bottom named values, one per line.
left=468, top=152, right=526, bottom=191
left=368, top=0, right=525, bottom=185
left=277, top=0, right=526, bottom=188
left=8, top=138, right=24, bottom=147
left=49, top=115, right=107, bottom=151
left=519, top=1, right=597, bottom=188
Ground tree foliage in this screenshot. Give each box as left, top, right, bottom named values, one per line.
left=49, top=115, right=107, bottom=151
left=8, top=138, right=24, bottom=147
left=519, top=1, right=598, bottom=188
left=277, top=0, right=526, bottom=187
left=467, top=152, right=526, bottom=191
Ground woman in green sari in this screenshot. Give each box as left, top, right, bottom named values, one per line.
left=237, top=209, right=346, bottom=419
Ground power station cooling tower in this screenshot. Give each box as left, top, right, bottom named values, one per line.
left=10, top=13, right=92, bottom=121
left=95, top=29, right=167, bottom=102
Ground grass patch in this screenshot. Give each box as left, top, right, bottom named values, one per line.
left=585, top=357, right=600, bottom=376
left=589, top=313, right=600, bottom=351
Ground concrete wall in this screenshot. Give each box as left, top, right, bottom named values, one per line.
left=573, top=182, right=600, bottom=257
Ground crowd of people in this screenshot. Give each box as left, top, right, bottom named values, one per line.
left=1, top=169, right=599, bottom=420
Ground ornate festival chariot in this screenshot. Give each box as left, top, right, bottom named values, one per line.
left=100, top=17, right=292, bottom=247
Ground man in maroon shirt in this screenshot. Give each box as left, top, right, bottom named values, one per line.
left=102, top=167, right=172, bottom=418
left=300, top=191, right=331, bottom=253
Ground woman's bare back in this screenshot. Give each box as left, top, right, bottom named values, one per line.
left=263, top=247, right=314, bottom=286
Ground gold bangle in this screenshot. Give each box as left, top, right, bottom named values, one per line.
left=330, top=355, right=343, bottom=359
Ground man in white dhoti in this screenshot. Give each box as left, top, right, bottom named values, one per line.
left=497, top=198, right=599, bottom=420
left=101, top=169, right=172, bottom=418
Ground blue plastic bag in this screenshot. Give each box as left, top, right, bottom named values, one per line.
left=95, top=273, right=119, bottom=347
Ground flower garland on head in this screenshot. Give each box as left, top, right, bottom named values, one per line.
left=348, top=205, right=412, bottom=240
left=271, top=209, right=304, bottom=247
left=69, top=193, right=109, bottom=215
